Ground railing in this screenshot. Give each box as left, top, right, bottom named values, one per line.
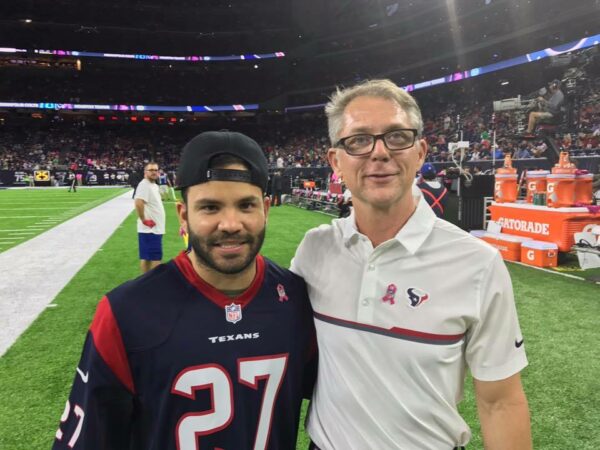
left=289, top=189, right=339, bottom=216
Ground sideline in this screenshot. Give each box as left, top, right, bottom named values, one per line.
left=509, top=260, right=600, bottom=285
left=0, top=190, right=134, bottom=357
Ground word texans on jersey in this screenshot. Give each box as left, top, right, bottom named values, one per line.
left=208, top=332, right=260, bottom=344
left=496, top=217, right=550, bottom=235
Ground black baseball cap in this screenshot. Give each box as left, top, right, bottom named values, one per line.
left=176, top=131, right=269, bottom=192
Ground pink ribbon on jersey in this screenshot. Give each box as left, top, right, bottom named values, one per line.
left=277, top=284, right=289, bottom=302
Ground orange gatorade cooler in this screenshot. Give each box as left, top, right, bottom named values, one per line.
left=574, top=172, right=593, bottom=205
left=553, top=151, right=576, bottom=172
left=520, top=240, right=558, bottom=268
left=546, top=174, right=575, bottom=208
left=480, top=233, right=532, bottom=262
left=494, top=154, right=518, bottom=203
left=547, top=151, right=576, bottom=208
left=525, top=170, right=549, bottom=203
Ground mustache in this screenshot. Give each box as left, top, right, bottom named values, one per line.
left=206, top=232, right=254, bottom=245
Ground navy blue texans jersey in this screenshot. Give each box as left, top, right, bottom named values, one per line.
left=53, top=252, right=316, bottom=450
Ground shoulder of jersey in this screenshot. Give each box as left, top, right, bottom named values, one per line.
left=263, top=257, right=305, bottom=286
left=105, top=263, right=190, bottom=351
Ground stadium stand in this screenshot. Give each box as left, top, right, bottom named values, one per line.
left=1, top=86, right=598, bottom=173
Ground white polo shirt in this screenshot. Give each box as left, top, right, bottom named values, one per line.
left=342, top=188, right=352, bottom=202
left=291, top=197, right=527, bottom=450
left=134, top=178, right=166, bottom=235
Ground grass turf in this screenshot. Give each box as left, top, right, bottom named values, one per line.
left=0, top=202, right=599, bottom=449
left=0, top=187, right=128, bottom=253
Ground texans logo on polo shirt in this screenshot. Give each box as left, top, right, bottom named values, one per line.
left=406, top=288, right=429, bottom=308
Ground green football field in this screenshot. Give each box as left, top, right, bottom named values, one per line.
left=0, top=187, right=128, bottom=252
left=0, top=194, right=599, bottom=449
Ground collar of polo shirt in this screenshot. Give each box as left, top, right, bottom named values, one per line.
left=337, top=196, right=436, bottom=255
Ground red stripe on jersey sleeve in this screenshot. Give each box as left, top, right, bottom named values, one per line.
left=90, top=296, right=136, bottom=394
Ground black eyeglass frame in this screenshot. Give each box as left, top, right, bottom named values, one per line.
left=334, top=128, right=419, bottom=156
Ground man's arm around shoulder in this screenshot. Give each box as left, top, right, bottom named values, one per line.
left=474, top=372, right=532, bottom=450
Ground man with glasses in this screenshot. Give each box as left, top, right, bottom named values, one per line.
left=291, top=79, right=532, bottom=449
left=134, top=162, right=166, bottom=273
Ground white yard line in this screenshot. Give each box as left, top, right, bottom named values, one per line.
left=0, top=207, right=74, bottom=210
left=1, top=216, right=52, bottom=218
left=0, top=190, right=134, bottom=357
left=509, top=261, right=587, bottom=280
left=0, top=201, right=89, bottom=204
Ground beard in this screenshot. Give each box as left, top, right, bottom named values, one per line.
left=188, top=224, right=266, bottom=275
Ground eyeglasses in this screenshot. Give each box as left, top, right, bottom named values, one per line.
left=334, top=129, right=418, bottom=156
left=145, top=169, right=159, bottom=172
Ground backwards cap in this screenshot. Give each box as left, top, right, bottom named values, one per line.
left=176, top=131, right=269, bottom=192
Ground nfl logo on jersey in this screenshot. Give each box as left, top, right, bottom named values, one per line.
left=225, top=303, right=242, bottom=324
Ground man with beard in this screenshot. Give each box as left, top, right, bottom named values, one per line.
left=134, top=162, right=166, bottom=273
left=53, top=131, right=316, bottom=450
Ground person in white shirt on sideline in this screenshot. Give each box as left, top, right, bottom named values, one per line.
left=134, top=162, right=166, bottom=273
left=291, top=79, right=532, bottom=450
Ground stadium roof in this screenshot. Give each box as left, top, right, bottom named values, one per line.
left=0, top=0, right=598, bottom=108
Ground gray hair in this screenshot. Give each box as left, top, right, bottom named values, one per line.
left=324, top=79, right=424, bottom=146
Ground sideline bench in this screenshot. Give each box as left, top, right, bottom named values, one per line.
left=290, top=189, right=340, bottom=216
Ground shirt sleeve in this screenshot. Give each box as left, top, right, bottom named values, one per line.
left=465, top=253, right=528, bottom=381
left=53, top=298, right=136, bottom=450
left=134, top=180, right=149, bottom=202
left=290, top=234, right=310, bottom=278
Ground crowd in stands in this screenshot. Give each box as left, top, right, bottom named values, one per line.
left=0, top=116, right=332, bottom=173
left=1, top=84, right=599, bottom=174
left=0, top=126, right=179, bottom=172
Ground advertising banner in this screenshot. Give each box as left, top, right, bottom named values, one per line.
left=0, top=170, right=29, bottom=186
left=0, top=170, right=132, bottom=187
left=34, top=170, right=51, bottom=186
